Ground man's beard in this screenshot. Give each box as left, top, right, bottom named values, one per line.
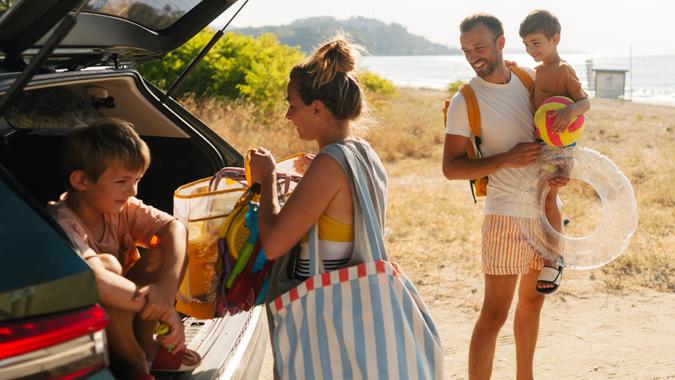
left=473, top=57, right=498, bottom=78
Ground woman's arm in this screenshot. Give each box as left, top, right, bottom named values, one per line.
left=254, top=152, right=343, bottom=260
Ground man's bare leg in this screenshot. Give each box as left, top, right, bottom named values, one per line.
left=514, top=270, right=546, bottom=380
left=468, top=274, right=518, bottom=380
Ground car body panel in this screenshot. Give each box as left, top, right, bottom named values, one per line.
left=0, top=165, right=97, bottom=321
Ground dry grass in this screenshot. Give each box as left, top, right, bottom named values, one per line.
left=185, top=88, right=674, bottom=294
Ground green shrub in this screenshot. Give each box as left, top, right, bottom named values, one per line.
left=446, top=80, right=465, bottom=96
left=137, top=30, right=303, bottom=111
left=359, top=70, right=396, bottom=97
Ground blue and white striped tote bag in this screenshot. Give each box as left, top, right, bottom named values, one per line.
left=269, top=144, right=443, bottom=379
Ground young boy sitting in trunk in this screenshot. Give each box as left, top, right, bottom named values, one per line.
left=47, top=120, right=200, bottom=380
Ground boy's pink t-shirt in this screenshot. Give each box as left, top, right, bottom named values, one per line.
left=47, top=193, right=175, bottom=271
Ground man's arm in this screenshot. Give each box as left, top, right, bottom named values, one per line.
left=442, top=134, right=542, bottom=180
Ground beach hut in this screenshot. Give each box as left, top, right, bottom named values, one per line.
left=593, top=69, right=628, bottom=99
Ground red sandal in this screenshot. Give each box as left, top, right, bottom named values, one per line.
left=150, top=347, right=201, bottom=373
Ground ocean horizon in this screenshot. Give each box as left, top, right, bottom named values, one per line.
left=359, top=53, right=675, bottom=107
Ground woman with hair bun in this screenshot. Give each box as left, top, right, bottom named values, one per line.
left=251, top=38, right=442, bottom=380
left=249, top=36, right=386, bottom=279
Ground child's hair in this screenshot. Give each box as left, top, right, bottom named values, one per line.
left=62, top=119, right=150, bottom=188
left=519, top=10, right=561, bottom=39
left=460, top=13, right=504, bottom=40
left=289, top=36, right=364, bottom=121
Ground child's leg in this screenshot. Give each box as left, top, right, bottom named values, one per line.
left=126, top=249, right=163, bottom=360
left=103, top=305, right=150, bottom=377
left=540, top=189, right=563, bottom=290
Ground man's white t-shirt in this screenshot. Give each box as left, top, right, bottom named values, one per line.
left=445, top=69, right=539, bottom=218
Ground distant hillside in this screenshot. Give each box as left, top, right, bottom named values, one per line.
left=234, top=16, right=460, bottom=56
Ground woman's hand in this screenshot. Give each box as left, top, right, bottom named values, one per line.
left=248, top=147, right=277, bottom=184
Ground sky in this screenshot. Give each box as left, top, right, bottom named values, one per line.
left=214, top=0, right=675, bottom=56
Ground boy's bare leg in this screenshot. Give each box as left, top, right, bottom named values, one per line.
left=540, top=189, right=563, bottom=290
left=468, top=274, right=518, bottom=380
left=514, top=270, right=546, bottom=380
left=104, top=305, right=150, bottom=377
left=126, top=249, right=164, bottom=360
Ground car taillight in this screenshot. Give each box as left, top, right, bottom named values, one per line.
left=0, top=305, right=110, bottom=379
left=0, top=304, right=109, bottom=360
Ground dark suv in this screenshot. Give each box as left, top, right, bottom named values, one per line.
left=0, top=1, right=267, bottom=378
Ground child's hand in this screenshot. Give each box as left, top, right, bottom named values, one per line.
left=551, top=107, right=577, bottom=134
left=131, top=285, right=150, bottom=310
left=139, top=283, right=174, bottom=321
left=156, top=311, right=186, bottom=353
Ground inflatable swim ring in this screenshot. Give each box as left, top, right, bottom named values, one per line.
left=517, top=147, right=638, bottom=270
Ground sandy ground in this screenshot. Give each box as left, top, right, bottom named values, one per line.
left=257, top=281, right=675, bottom=379
left=252, top=97, right=674, bottom=379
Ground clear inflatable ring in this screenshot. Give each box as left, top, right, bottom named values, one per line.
left=517, top=147, right=638, bottom=270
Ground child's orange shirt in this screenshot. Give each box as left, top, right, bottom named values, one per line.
left=531, top=60, right=588, bottom=109
left=47, top=194, right=175, bottom=272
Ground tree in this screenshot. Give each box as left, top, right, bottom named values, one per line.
left=137, top=30, right=304, bottom=111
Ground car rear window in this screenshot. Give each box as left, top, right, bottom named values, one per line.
left=83, top=0, right=203, bottom=30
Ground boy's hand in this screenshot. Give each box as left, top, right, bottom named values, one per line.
left=139, top=283, right=175, bottom=321
left=156, top=311, right=186, bottom=353
left=133, top=285, right=150, bottom=304
left=551, top=107, right=577, bottom=134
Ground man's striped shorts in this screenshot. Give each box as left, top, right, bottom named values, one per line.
left=481, top=214, right=545, bottom=275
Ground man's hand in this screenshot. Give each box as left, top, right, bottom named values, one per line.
left=503, top=142, right=541, bottom=169
left=139, top=282, right=175, bottom=321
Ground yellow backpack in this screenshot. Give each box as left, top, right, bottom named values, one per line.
left=443, top=63, right=534, bottom=202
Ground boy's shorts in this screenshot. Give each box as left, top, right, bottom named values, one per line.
left=481, top=214, right=544, bottom=275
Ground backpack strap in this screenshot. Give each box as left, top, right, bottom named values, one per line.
left=442, top=63, right=531, bottom=202
left=458, top=85, right=481, bottom=159
left=506, top=62, right=534, bottom=92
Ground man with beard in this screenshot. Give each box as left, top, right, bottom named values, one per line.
left=442, top=13, right=548, bottom=380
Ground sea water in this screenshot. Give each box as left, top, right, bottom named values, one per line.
left=360, top=53, right=675, bottom=107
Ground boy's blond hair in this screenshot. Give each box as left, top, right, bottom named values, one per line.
left=62, top=119, right=150, bottom=188
left=519, top=9, right=561, bottom=39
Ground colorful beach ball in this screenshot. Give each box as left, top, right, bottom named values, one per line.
left=535, top=96, right=585, bottom=147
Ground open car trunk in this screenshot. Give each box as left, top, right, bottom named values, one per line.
left=0, top=68, right=266, bottom=379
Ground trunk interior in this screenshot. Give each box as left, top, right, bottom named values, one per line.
left=0, top=69, right=265, bottom=378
